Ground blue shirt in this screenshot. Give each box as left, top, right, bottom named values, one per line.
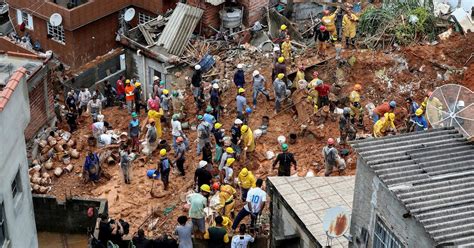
left=412, top=116, right=428, bottom=131
left=234, top=70, right=245, bottom=87
left=236, top=95, right=247, bottom=113
left=408, top=102, right=419, bottom=116
left=203, top=113, right=216, bottom=125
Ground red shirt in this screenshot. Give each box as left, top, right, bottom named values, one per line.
left=315, top=84, right=331, bottom=97
left=116, top=80, right=125, bottom=95
left=374, top=102, right=391, bottom=116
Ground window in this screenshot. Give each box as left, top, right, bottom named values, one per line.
left=11, top=170, right=22, bottom=199
left=16, top=9, right=34, bottom=30
left=373, top=217, right=403, bottom=248
left=138, top=12, right=154, bottom=24
left=47, top=22, right=65, bottom=44
left=0, top=202, right=6, bottom=246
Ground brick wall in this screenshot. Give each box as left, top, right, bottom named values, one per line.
left=187, top=0, right=222, bottom=36
left=238, top=0, right=269, bottom=26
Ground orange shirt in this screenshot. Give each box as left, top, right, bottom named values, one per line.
left=374, top=102, right=391, bottom=116
left=125, top=85, right=135, bottom=101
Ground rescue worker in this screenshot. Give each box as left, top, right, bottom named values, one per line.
left=423, top=91, right=443, bottom=122
left=171, top=90, right=184, bottom=117
left=373, top=101, right=396, bottom=123
left=189, top=184, right=210, bottom=238
left=240, top=125, right=256, bottom=154
left=314, top=25, right=330, bottom=57
left=307, top=72, right=320, bottom=113
left=252, top=70, right=270, bottom=109
left=273, top=73, right=288, bottom=113
left=78, top=88, right=91, bottom=116
left=196, top=115, right=211, bottom=156
left=321, top=9, right=338, bottom=41
left=272, top=143, right=297, bottom=176
left=175, top=137, right=186, bottom=176
left=278, top=24, right=288, bottom=45
left=161, top=89, right=171, bottom=125
left=210, top=83, right=221, bottom=120
left=194, top=161, right=212, bottom=191
left=191, top=64, right=203, bottom=111
left=91, top=114, right=107, bottom=140
left=124, top=80, right=135, bottom=113
left=271, top=47, right=282, bottom=80
left=410, top=108, right=428, bottom=132
left=237, top=168, right=256, bottom=201
left=204, top=216, right=230, bottom=248
left=322, top=138, right=345, bottom=176
left=129, top=112, right=140, bottom=151
left=219, top=147, right=235, bottom=172
left=315, top=79, right=331, bottom=108
left=406, top=97, right=419, bottom=120
left=87, top=94, right=102, bottom=122
left=231, top=119, right=243, bottom=157
left=134, top=82, right=142, bottom=114
left=293, top=65, right=306, bottom=90
left=349, top=84, right=364, bottom=127
left=236, top=88, right=248, bottom=121
left=223, top=158, right=235, bottom=185
left=148, top=95, right=160, bottom=111
left=281, top=36, right=292, bottom=63
left=342, top=9, right=359, bottom=48
left=234, top=64, right=246, bottom=88
left=158, top=149, right=171, bottom=190
left=217, top=182, right=237, bottom=219
left=116, top=76, right=126, bottom=106
left=119, top=143, right=132, bottom=184
left=232, top=179, right=266, bottom=231
left=83, top=150, right=100, bottom=182
left=273, top=57, right=287, bottom=81
left=373, top=113, right=396, bottom=137
left=339, top=108, right=356, bottom=145
left=204, top=105, right=216, bottom=125
left=65, top=110, right=78, bottom=133
left=213, top=122, right=225, bottom=164
left=147, top=107, right=164, bottom=139
left=142, top=120, right=158, bottom=158
left=66, top=91, right=77, bottom=112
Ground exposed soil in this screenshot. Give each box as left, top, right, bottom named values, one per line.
left=41, top=32, right=473, bottom=236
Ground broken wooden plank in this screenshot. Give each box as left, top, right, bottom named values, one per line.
left=139, top=25, right=155, bottom=46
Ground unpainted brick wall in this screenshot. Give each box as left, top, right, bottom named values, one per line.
left=187, top=0, right=222, bottom=36
left=238, top=0, right=269, bottom=26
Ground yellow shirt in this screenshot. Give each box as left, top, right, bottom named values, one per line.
left=148, top=108, right=164, bottom=137
left=241, top=128, right=255, bottom=152
left=342, top=14, right=359, bottom=38
left=349, top=90, right=360, bottom=103
left=293, top=70, right=305, bottom=89
left=321, top=13, right=337, bottom=31
left=373, top=117, right=395, bottom=137
left=238, top=170, right=256, bottom=189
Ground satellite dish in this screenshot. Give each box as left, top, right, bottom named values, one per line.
left=124, top=8, right=136, bottom=22
left=322, top=206, right=351, bottom=239
left=426, top=84, right=473, bottom=138
left=49, top=13, right=63, bottom=27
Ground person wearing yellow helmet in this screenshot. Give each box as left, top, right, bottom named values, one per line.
left=273, top=73, right=288, bottom=113
left=236, top=88, right=248, bottom=121
left=273, top=55, right=287, bottom=81
left=349, top=84, right=364, bottom=126
left=237, top=168, right=256, bottom=200
left=223, top=157, right=235, bottom=185
left=157, top=148, right=171, bottom=190
left=232, top=178, right=266, bottom=231
left=281, top=36, right=292, bottom=63
left=203, top=216, right=230, bottom=245
left=373, top=113, right=396, bottom=137
left=213, top=122, right=225, bottom=164
left=279, top=24, right=288, bottom=45
left=189, top=183, right=211, bottom=238
left=217, top=181, right=237, bottom=218
left=125, top=78, right=135, bottom=113
left=219, top=146, right=235, bottom=172
left=409, top=108, right=428, bottom=132
left=240, top=125, right=255, bottom=153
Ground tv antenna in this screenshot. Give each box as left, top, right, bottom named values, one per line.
left=124, top=8, right=136, bottom=22
left=49, top=13, right=63, bottom=26
left=322, top=206, right=351, bottom=247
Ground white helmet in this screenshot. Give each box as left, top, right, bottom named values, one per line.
left=234, top=119, right=243, bottom=125
left=97, top=114, right=105, bottom=122
left=237, top=64, right=243, bottom=69
left=194, top=64, right=201, bottom=70
left=273, top=46, right=280, bottom=52
left=199, top=160, right=208, bottom=168
left=253, top=70, right=260, bottom=77
left=153, top=76, right=159, bottom=81
left=212, top=83, right=219, bottom=89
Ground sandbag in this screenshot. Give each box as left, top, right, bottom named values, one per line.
left=54, top=167, right=63, bottom=177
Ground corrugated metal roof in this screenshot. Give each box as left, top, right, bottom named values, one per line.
left=351, top=127, right=474, bottom=246
left=156, top=3, right=203, bottom=56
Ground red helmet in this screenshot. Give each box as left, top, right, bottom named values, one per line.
left=319, top=25, right=326, bottom=31
left=212, top=182, right=220, bottom=191
left=176, top=136, right=184, bottom=143
left=323, top=10, right=330, bottom=15
left=327, top=138, right=335, bottom=145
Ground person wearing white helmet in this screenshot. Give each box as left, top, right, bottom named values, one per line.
left=252, top=70, right=270, bottom=109
left=234, top=64, right=246, bottom=88
left=210, top=81, right=221, bottom=120
left=191, top=64, right=204, bottom=111
left=231, top=119, right=243, bottom=156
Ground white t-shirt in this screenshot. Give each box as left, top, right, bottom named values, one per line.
left=231, top=234, right=254, bottom=248
left=224, top=166, right=233, bottom=184
left=171, top=120, right=182, bottom=137
left=244, top=187, right=266, bottom=213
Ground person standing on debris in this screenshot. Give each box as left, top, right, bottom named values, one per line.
left=281, top=36, right=292, bottom=63
left=160, top=89, right=171, bottom=125
left=196, top=115, right=211, bottom=156
left=274, top=57, right=287, bottom=81
left=217, top=182, right=237, bottom=219
left=133, top=82, right=143, bottom=115
left=223, top=158, right=235, bottom=185
left=321, top=9, right=339, bottom=41
left=189, top=184, right=210, bottom=239
left=83, top=150, right=100, bottom=182
left=373, top=113, right=396, bottom=137
left=119, top=143, right=132, bottom=184
left=405, top=97, right=419, bottom=120
left=104, top=81, right=115, bottom=107
left=231, top=119, right=243, bottom=157
left=410, top=108, right=428, bottom=132
left=271, top=47, right=282, bottom=80
left=146, top=107, right=163, bottom=139
left=54, top=99, right=62, bottom=123
left=293, top=65, right=306, bottom=90
left=152, top=76, right=160, bottom=98
left=278, top=25, right=288, bottom=45
left=66, top=91, right=77, bottom=112
left=240, top=125, right=255, bottom=156
left=87, top=95, right=102, bottom=122
left=129, top=112, right=140, bottom=152
left=342, top=9, right=359, bottom=48
left=236, top=88, right=248, bottom=121
left=148, top=95, right=160, bottom=112
left=252, top=70, right=270, bottom=109
left=219, top=147, right=235, bottom=173
left=349, top=84, right=364, bottom=127
left=172, top=114, right=188, bottom=151
left=191, top=65, right=204, bottom=111
left=158, top=149, right=171, bottom=190
left=204, top=215, right=230, bottom=248
left=116, top=76, right=126, bottom=105
left=322, top=138, right=345, bottom=176
left=273, top=73, right=288, bottom=113
left=210, top=82, right=221, bottom=120
left=174, top=137, right=186, bottom=176
left=65, top=110, right=78, bottom=133
left=339, top=108, right=356, bottom=144
left=174, top=216, right=193, bottom=248
left=195, top=160, right=212, bottom=190
left=142, top=120, right=158, bottom=158
left=232, top=178, right=266, bottom=230
left=237, top=168, right=256, bottom=201
left=315, top=79, right=331, bottom=108
left=272, top=143, right=297, bottom=176
left=234, top=64, right=246, bottom=88
left=124, top=80, right=135, bottom=113
left=231, top=224, right=255, bottom=248
left=373, top=101, right=396, bottom=123
left=213, top=122, right=225, bottom=164
left=91, top=114, right=107, bottom=140
left=78, top=88, right=91, bottom=116
left=202, top=142, right=213, bottom=165
left=204, top=105, right=216, bottom=125
left=314, top=25, right=330, bottom=57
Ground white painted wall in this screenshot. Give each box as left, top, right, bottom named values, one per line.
left=0, top=73, right=38, bottom=248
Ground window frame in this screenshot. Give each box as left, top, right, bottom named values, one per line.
left=373, top=216, right=404, bottom=248
left=11, top=170, right=22, bottom=200
left=16, top=9, right=34, bottom=30
left=47, top=21, right=66, bottom=44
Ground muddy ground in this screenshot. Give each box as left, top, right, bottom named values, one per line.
left=42, top=32, right=473, bottom=236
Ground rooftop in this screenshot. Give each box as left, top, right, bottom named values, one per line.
left=0, top=67, right=27, bottom=111
left=351, top=127, right=474, bottom=247
left=0, top=52, right=43, bottom=88
left=267, top=176, right=355, bottom=248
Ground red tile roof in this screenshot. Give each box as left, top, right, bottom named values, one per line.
left=0, top=68, right=27, bottom=112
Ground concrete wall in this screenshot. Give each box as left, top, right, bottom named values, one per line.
left=267, top=184, right=321, bottom=248
left=33, top=195, right=108, bottom=234
left=349, top=158, right=437, bottom=248
left=0, top=71, right=38, bottom=248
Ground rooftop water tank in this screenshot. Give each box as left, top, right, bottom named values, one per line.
left=220, top=7, right=242, bottom=29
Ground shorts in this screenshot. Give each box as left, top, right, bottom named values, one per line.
left=192, top=218, right=206, bottom=232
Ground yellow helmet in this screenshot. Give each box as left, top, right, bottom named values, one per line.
left=125, top=79, right=131, bottom=84
left=238, top=88, right=245, bottom=94
left=240, top=168, right=249, bottom=176
left=200, top=184, right=211, bottom=193
left=222, top=216, right=230, bottom=226
left=277, top=73, right=284, bottom=80
left=226, top=158, right=235, bottom=166
left=159, top=149, right=167, bottom=156
left=388, top=113, right=395, bottom=121
left=226, top=147, right=235, bottom=154
left=280, top=24, right=287, bottom=30
left=135, top=82, right=141, bottom=87
left=415, top=108, right=423, bottom=116
left=214, top=122, right=222, bottom=129
left=278, top=57, right=285, bottom=63
left=241, top=125, right=249, bottom=133
left=163, top=89, right=169, bottom=95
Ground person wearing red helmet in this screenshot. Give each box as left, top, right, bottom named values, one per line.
left=322, top=138, right=346, bottom=176
left=321, top=8, right=339, bottom=41
left=314, top=25, right=330, bottom=57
